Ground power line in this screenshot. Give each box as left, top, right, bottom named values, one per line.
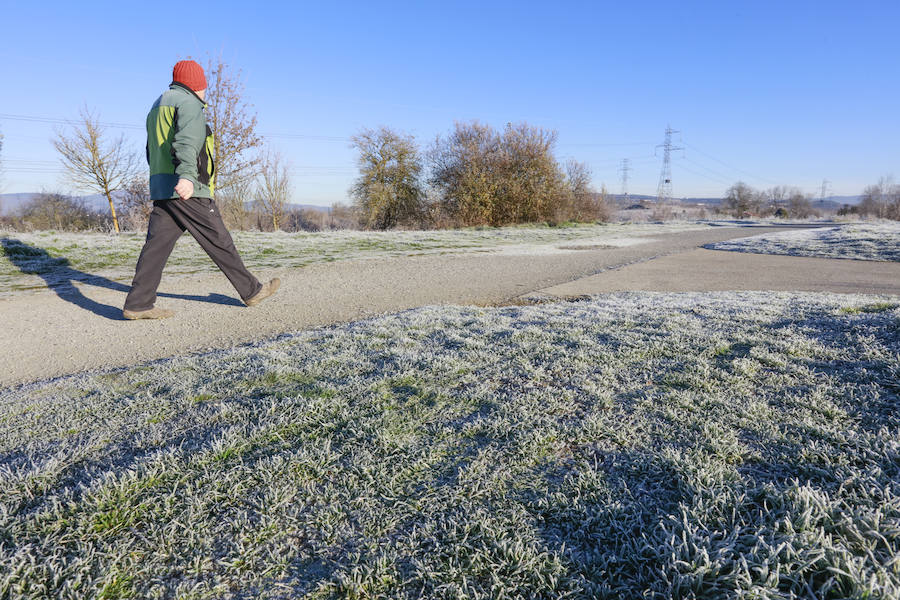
left=673, top=161, right=733, bottom=186
left=4, top=158, right=60, bottom=165
left=558, top=141, right=651, bottom=148
left=0, top=112, right=142, bottom=130
left=0, top=112, right=350, bottom=142
left=265, top=133, right=349, bottom=142
left=678, top=156, right=736, bottom=185
left=682, top=141, right=780, bottom=186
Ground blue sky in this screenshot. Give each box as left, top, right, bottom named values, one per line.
left=1, top=0, right=897, bottom=205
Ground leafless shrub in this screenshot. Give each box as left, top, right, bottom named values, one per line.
left=218, top=176, right=254, bottom=230
left=859, top=176, right=900, bottom=220
left=18, top=191, right=108, bottom=231
left=327, top=202, right=360, bottom=230
left=723, top=181, right=766, bottom=217
left=118, top=176, right=152, bottom=231
left=649, top=202, right=675, bottom=221
left=282, top=207, right=330, bottom=232
left=254, top=151, right=291, bottom=231
left=788, top=190, right=817, bottom=219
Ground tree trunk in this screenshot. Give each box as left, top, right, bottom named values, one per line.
left=105, top=188, right=120, bottom=233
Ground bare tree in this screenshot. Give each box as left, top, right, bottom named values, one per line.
left=218, top=175, right=253, bottom=230
left=565, top=159, right=595, bottom=221
left=723, top=182, right=764, bottom=217
left=283, top=207, right=328, bottom=232
left=203, top=56, right=264, bottom=206
left=787, top=189, right=816, bottom=219
left=859, top=176, right=900, bottom=220
left=593, top=185, right=614, bottom=223
left=52, top=107, right=138, bottom=233
left=118, top=176, right=152, bottom=231
left=329, top=202, right=359, bottom=229
left=255, top=151, right=291, bottom=230
left=766, top=185, right=790, bottom=213
left=350, top=126, right=424, bottom=230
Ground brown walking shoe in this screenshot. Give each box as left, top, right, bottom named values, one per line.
left=245, top=278, right=280, bottom=307
left=122, top=307, right=175, bottom=320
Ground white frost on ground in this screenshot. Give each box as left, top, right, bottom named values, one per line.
left=1, top=292, right=898, bottom=598
left=493, top=235, right=655, bottom=256
left=705, top=222, right=900, bottom=262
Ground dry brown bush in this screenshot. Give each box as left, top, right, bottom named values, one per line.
left=428, top=121, right=589, bottom=227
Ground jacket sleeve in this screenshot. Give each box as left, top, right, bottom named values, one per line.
left=171, top=102, right=205, bottom=187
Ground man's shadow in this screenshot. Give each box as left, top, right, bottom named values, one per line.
left=2, top=237, right=243, bottom=321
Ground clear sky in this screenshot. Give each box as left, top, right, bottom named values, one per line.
left=1, top=0, right=897, bottom=205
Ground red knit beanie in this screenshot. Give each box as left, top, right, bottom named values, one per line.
left=172, top=60, right=207, bottom=92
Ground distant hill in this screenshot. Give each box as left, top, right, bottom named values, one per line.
left=681, top=197, right=724, bottom=206
left=2, top=191, right=858, bottom=218
left=0, top=193, right=113, bottom=216
left=609, top=194, right=861, bottom=209
left=825, top=195, right=862, bottom=206
left=244, top=202, right=333, bottom=214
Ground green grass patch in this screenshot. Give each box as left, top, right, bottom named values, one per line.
left=840, top=301, right=898, bottom=314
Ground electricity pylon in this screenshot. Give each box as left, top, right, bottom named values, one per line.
left=656, top=125, right=683, bottom=204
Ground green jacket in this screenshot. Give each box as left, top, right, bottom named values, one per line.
left=146, top=82, right=215, bottom=200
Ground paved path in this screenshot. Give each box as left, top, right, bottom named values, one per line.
left=2, top=225, right=894, bottom=387
left=536, top=248, right=900, bottom=297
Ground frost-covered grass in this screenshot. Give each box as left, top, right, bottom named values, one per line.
left=0, top=223, right=707, bottom=295
left=706, top=222, right=900, bottom=262
left=2, top=292, right=899, bottom=599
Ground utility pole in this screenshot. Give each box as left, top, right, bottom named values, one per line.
left=656, top=125, right=683, bottom=204
left=819, top=179, right=831, bottom=205
left=619, top=158, right=631, bottom=205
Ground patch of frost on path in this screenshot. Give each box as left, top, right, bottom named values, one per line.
left=705, top=222, right=900, bottom=262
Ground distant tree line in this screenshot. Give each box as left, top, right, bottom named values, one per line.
left=848, top=177, right=900, bottom=220
left=0, top=189, right=359, bottom=233
left=717, top=179, right=900, bottom=221
left=718, top=182, right=818, bottom=219
left=349, top=122, right=611, bottom=229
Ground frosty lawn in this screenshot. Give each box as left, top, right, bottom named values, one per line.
left=0, top=222, right=706, bottom=295
left=705, top=222, right=900, bottom=262
left=1, top=292, right=898, bottom=598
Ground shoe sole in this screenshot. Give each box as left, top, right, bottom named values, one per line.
left=245, top=279, right=281, bottom=307
left=123, top=311, right=174, bottom=320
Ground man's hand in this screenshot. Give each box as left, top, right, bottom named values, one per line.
left=175, top=178, right=194, bottom=200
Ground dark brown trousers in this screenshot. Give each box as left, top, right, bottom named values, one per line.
left=124, top=197, right=261, bottom=311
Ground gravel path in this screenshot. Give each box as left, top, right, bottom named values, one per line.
left=0, top=225, right=852, bottom=387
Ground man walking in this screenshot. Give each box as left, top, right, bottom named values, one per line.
left=123, top=60, right=279, bottom=319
